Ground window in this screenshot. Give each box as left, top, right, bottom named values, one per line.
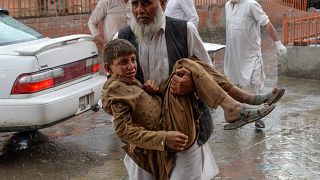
left=0, top=13, right=44, bottom=46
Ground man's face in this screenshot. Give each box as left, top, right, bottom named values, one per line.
left=131, top=0, right=158, bottom=25
left=106, top=54, right=137, bottom=80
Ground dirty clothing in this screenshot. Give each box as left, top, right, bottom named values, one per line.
left=102, top=76, right=169, bottom=179
left=117, top=17, right=217, bottom=180
left=165, top=0, right=199, bottom=27
left=102, top=58, right=233, bottom=179
left=88, top=0, right=131, bottom=43
left=224, top=0, right=269, bottom=91
left=118, top=16, right=214, bottom=145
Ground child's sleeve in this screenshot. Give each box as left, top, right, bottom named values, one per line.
left=106, top=81, right=166, bottom=151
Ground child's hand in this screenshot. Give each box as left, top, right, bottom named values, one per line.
left=101, top=99, right=113, bottom=115
left=143, top=80, right=159, bottom=94
left=165, top=131, right=189, bottom=151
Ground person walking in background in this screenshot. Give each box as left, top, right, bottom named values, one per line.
left=88, top=0, right=131, bottom=51
left=224, top=0, right=287, bottom=128
left=165, top=0, right=199, bottom=27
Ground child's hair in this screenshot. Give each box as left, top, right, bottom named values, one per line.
left=103, top=39, right=137, bottom=64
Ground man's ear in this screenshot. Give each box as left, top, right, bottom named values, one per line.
left=104, top=64, right=112, bottom=73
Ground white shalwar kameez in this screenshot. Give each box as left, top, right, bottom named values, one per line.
left=88, top=0, right=132, bottom=43
left=224, top=0, right=270, bottom=93
left=165, top=0, right=199, bottom=27
left=118, top=20, right=219, bottom=180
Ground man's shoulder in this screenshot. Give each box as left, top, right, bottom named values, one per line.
left=166, top=16, right=187, bottom=23
left=246, top=0, right=261, bottom=5
left=119, top=26, right=132, bottom=33
left=118, top=26, right=133, bottom=39
left=165, top=16, right=187, bottom=31
left=96, top=0, right=110, bottom=6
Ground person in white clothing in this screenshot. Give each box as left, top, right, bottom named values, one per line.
left=88, top=0, right=132, bottom=51
left=224, top=0, right=287, bottom=128
left=165, top=0, right=199, bottom=27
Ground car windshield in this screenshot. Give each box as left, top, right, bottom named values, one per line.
left=0, top=13, right=44, bottom=46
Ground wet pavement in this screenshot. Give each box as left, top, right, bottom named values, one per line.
left=0, top=32, right=320, bottom=179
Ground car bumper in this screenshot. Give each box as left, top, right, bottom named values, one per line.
left=0, top=75, right=106, bottom=132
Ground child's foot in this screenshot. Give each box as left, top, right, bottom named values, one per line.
left=254, top=87, right=285, bottom=105
left=224, top=103, right=276, bottom=130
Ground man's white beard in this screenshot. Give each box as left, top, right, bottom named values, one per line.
left=130, top=7, right=165, bottom=43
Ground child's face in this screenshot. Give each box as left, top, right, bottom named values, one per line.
left=106, top=53, right=137, bottom=80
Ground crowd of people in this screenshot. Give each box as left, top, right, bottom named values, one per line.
left=89, top=0, right=287, bottom=179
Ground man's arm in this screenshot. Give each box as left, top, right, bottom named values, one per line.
left=263, top=22, right=287, bottom=56
left=170, top=22, right=212, bottom=96
left=251, top=1, right=287, bottom=56
left=264, top=21, right=279, bottom=42
left=187, top=22, right=212, bottom=66
left=181, top=0, right=199, bottom=28
left=88, top=0, right=108, bottom=51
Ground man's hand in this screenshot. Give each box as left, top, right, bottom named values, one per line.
left=165, top=131, right=189, bottom=151
left=93, top=34, right=104, bottom=52
left=170, top=67, right=194, bottom=95
left=143, top=80, right=159, bottom=94
left=275, top=40, right=287, bottom=56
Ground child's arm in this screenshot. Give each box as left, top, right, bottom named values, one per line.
left=112, top=101, right=188, bottom=152
left=111, top=100, right=166, bottom=151
left=101, top=99, right=113, bottom=115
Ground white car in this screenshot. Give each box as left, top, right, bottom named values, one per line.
left=0, top=9, right=106, bottom=132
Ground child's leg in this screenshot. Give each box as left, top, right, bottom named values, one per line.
left=173, top=59, right=276, bottom=128
left=185, top=58, right=284, bottom=106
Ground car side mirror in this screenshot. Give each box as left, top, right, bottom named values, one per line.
left=0, top=9, right=9, bottom=15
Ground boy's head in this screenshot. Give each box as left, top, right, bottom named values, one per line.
left=103, top=39, right=137, bottom=80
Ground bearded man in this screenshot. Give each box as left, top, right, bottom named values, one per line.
left=115, top=1, right=219, bottom=179
left=113, top=0, right=285, bottom=179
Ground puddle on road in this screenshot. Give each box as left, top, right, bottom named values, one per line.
left=0, top=131, right=49, bottom=156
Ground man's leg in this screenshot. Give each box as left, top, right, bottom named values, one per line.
left=170, top=143, right=219, bottom=180
left=123, top=154, right=156, bottom=180
left=250, top=59, right=266, bottom=128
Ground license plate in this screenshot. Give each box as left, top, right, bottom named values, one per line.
left=76, top=94, right=90, bottom=114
